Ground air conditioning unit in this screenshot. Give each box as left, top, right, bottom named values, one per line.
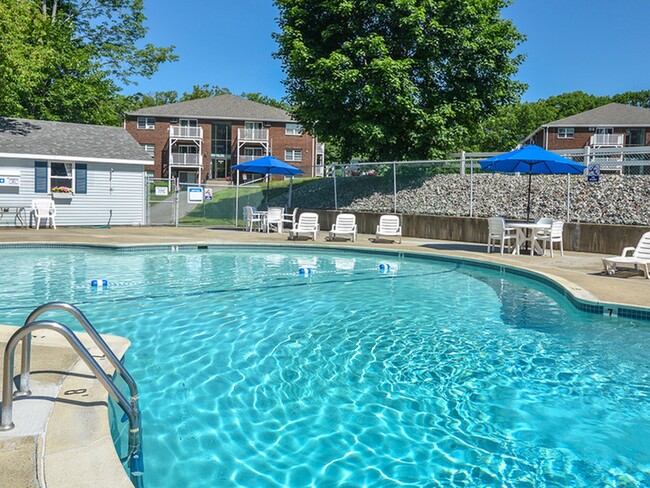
left=170, top=118, right=178, bottom=124
left=263, top=121, right=271, bottom=127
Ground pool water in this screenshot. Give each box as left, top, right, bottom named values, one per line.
left=1, top=248, right=650, bottom=487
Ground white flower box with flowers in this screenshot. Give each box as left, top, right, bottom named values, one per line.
left=50, top=186, right=73, bottom=202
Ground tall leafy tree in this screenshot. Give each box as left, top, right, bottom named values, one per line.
left=274, top=0, right=525, bottom=161
left=0, top=0, right=176, bottom=124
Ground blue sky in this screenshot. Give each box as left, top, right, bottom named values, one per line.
left=125, top=0, right=650, bottom=103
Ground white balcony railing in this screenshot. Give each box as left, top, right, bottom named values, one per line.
left=237, top=128, right=268, bottom=142
left=589, top=134, right=624, bottom=147
left=170, top=125, right=203, bottom=139
left=170, top=153, right=201, bottom=166
left=237, top=155, right=264, bottom=165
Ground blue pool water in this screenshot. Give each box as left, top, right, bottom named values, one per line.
left=1, top=248, right=650, bottom=487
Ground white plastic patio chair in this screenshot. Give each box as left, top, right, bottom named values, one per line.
left=602, top=231, right=650, bottom=279
left=329, top=213, right=357, bottom=241
left=266, top=207, right=285, bottom=233
left=243, top=206, right=263, bottom=232
left=533, top=219, right=564, bottom=257
left=375, top=215, right=402, bottom=243
left=282, top=207, right=298, bottom=230
left=289, top=212, right=320, bottom=240
left=31, top=199, right=56, bottom=230
left=486, top=217, right=516, bottom=254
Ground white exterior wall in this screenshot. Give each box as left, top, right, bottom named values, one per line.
left=0, top=158, right=146, bottom=226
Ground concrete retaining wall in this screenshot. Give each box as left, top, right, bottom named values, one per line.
left=302, top=209, right=650, bottom=255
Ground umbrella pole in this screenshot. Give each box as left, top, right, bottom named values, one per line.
left=266, top=175, right=270, bottom=209
left=526, top=172, right=532, bottom=223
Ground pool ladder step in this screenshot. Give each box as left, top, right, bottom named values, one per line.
left=0, top=302, right=144, bottom=487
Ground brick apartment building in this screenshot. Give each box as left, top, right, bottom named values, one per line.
left=522, top=102, right=650, bottom=151
left=124, top=94, right=324, bottom=184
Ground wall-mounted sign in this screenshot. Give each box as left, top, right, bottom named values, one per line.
left=0, top=176, right=20, bottom=187
left=187, top=186, right=203, bottom=203
left=155, top=186, right=169, bottom=196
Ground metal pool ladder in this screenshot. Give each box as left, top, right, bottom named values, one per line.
left=0, top=302, right=144, bottom=487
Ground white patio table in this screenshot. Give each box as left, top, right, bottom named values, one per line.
left=507, top=222, right=552, bottom=255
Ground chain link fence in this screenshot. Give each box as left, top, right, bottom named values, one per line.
left=146, top=178, right=265, bottom=227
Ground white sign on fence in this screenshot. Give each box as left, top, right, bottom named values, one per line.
left=155, top=186, right=169, bottom=196
left=187, top=186, right=203, bottom=203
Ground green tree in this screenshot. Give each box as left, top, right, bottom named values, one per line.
left=180, top=84, right=232, bottom=101
left=274, top=0, right=525, bottom=162
left=0, top=0, right=176, bottom=124
left=240, top=92, right=290, bottom=111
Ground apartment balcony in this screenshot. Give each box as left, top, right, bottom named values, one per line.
left=237, top=128, right=269, bottom=143
left=237, top=155, right=264, bottom=165
left=169, top=125, right=203, bottom=140
left=589, top=134, right=624, bottom=147
left=170, top=152, right=202, bottom=167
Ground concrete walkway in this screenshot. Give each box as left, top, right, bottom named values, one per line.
left=0, top=225, right=648, bottom=487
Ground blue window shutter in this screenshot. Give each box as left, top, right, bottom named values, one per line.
left=35, top=161, right=48, bottom=193
left=75, top=163, right=87, bottom=194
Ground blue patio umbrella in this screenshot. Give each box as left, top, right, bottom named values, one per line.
left=232, top=155, right=304, bottom=208
left=480, top=145, right=586, bottom=222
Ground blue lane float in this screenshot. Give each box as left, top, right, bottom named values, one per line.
left=90, top=279, right=109, bottom=287
left=298, top=267, right=313, bottom=277
left=378, top=263, right=391, bottom=273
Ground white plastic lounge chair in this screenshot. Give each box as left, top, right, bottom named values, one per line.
left=329, top=213, right=357, bottom=242
left=266, top=207, right=284, bottom=233
left=533, top=220, right=564, bottom=257
left=289, top=212, right=320, bottom=240
left=486, top=217, right=515, bottom=254
left=31, top=199, right=56, bottom=230
left=375, top=215, right=402, bottom=243
left=243, top=206, right=263, bottom=232
left=602, top=232, right=650, bottom=279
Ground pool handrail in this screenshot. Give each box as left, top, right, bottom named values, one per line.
left=0, top=320, right=143, bottom=485
left=18, top=302, right=139, bottom=408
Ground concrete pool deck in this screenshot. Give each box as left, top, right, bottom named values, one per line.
left=0, top=225, right=648, bottom=487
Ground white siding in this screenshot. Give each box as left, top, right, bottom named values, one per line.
left=0, top=158, right=146, bottom=226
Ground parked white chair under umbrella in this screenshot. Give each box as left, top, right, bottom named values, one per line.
left=243, top=206, right=263, bottom=232
left=533, top=220, right=564, bottom=257
left=266, top=207, right=285, bottom=233
left=486, top=217, right=516, bottom=254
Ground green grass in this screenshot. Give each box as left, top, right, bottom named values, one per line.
left=179, top=178, right=317, bottom=226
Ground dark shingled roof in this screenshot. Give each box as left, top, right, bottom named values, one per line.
left=125, top=94, right=293, bottom=122
left=546, top=102, right=650, bottom=127
left=0, top=117, right=151, bottom=162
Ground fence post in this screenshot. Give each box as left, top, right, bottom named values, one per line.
left=460, top=151, right=466, bottom=175
left=469, top=157, right=474, bottom=218
left=393, top=162, right=397, bottom=213
left=235, top=170, right=240, bottom=227
left=333, top=164, right=338, bottom=210
left=174, top=178, right=180, bottom=227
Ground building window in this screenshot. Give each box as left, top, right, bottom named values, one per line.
left=285, top=123, right=303, bottom=136
left=50, top=162, right=74, bottom=192
left=137, top=117, right=155, bottom=130
left=557, top=128, right=574, bottom=139
left=285, top=148, right=303, bottom=162
left=141, top=144, right=155, bottom=158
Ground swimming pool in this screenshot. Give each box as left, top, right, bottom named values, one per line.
left=2, top=247, right=649, bottom=486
